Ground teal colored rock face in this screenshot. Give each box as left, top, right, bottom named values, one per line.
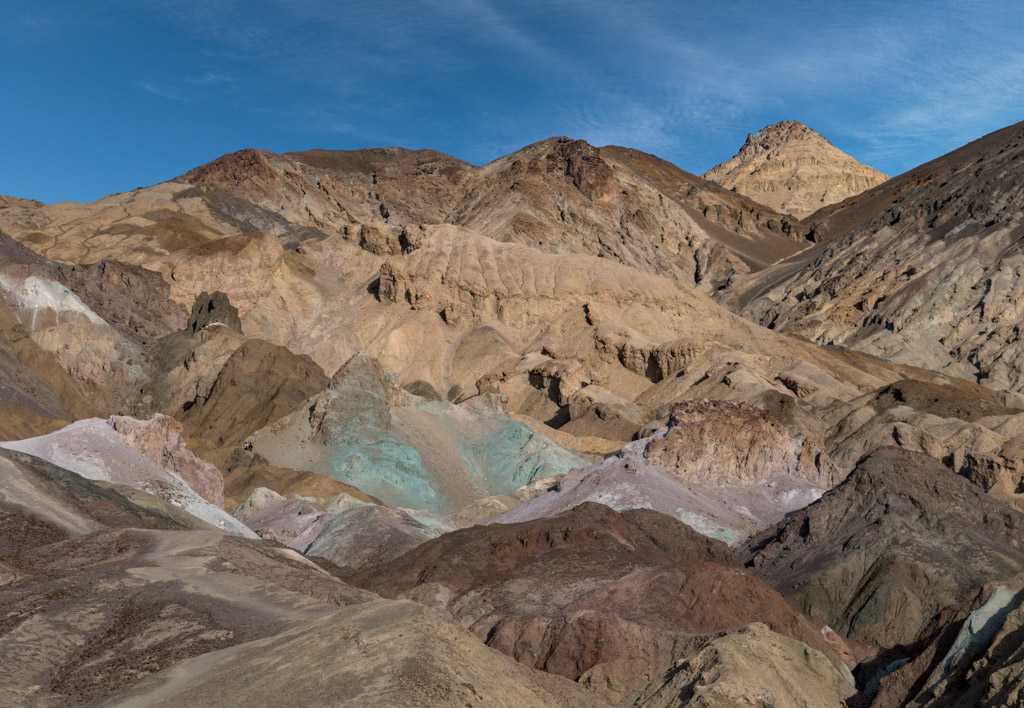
left=277, top=354, right=589, bottom=515
left=315, top=356, right=447, bottom=511
left=328, top=438, right=443, bottom=512
left=458, top=420, right=587, bottom=496
left=323, top=413, right=586, bottom=515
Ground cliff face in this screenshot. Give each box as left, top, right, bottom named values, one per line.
left=705, top=120, right=887, bottom=219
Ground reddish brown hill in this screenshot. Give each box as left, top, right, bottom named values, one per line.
left=350, top=503, right=842, bottom=699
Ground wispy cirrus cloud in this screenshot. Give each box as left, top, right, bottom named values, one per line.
left=137, top=80, right=189, bottom=102
left=136, top=71, right=238, bottom=102
left=542, top=0, right=1023, bottom=173
left=419, top=0, right=560, bottom=66
left=186, top=71, right=236, bottom=85
left=8, top=0, right=1023, bottom=204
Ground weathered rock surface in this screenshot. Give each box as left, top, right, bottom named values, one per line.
left=305, top=503, right=443, bottom=572
left=178, top=337, right=329, bottom=463
left=0, top=229, right=187, bottom=347
left=0, top=439, right=593, bottom=708
left=0, top=138, right=803, bottom=302
left=0, top=446, right=211, bottom=541
left=638, top=622, right=855, bottom=707
left=106, top=413, right=224, bottom=506
left=221, top=448, right=376, bottom=510
left=187, top=290, right=242, bottom=334
left=646, top=399, right=835, bottom=487
left=0, top=145, right=920, bottom=455
left=826, top=379, right=1024, bottom=511
left=52, top=260, right=187, bottom=345
left=602, top=145, right=802, bottom=265
left=248, top=353, right=586, bottom=514
left=0, top=233, right=186, bottom=422
left=0, top=297, right=89, bottom=436
left=111, top=599, right=609, bottom=708
left=361, top=223, right=912, bottom=418
left=0, top=262, right=149, bottom=414
left=230, top=481, right=441, bottom=573
left=0, top=195, right=43, bottom=210
left=232, top=486, right=328, bottom=548
left=452, top=137, right=803, bottom=290
left=6, top=122, right=1024, bottom=706
left=705, top=120, right=887, bottom=218
left=868, top=578, right=1024, bottom=707
left=746, top=448, right=1024, bottom=651
left=0, top=449, right=376, bottom=707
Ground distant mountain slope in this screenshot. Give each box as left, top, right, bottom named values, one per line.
left=601, top=145, right=802, bottom=268
left=0, top=137, right=803, bottom=294
left=731, top=119, right=1024, bottom=392
left=0, top=195, right=43, bottom=210
left=7, top=122, right=1024, bottom=707
left=705, top=120, right=887, bottom=218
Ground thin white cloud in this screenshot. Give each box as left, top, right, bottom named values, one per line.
left=186, top=71, right=236, bottom=85
left=562, top=97, right=678, bottom=154
left=136, top=71, right=236, bottom=104
left=840, top=51, right=1024, bottom=168
left=136, top=80, right=188, bottom=102
left=550, top=0, right=1023, bottom=173
left=422, top=0, right=550, bottom=62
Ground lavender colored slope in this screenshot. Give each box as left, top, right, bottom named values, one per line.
left=497, top=435, right=823, bottom=545
left=0, top=418, right=255, bottom=537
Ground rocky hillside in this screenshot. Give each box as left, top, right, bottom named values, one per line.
left=3, top=121, right=1024, bottom=706
left=746, top=448, right=1024, bottom=650
left=732, top=119, right=1024, bottom=392
left=350, top=502, right=850, bottom=703
left=704, top=120, right=887, bottom=218
left=746, top=447, right=1024, bottom=707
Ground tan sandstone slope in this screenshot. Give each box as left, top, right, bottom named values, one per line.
left=704, top=120, right=887, bottom=218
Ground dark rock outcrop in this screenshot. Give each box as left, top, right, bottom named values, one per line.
left=188, top=291, right=242, bottom=334
left=56, top=260, right=188, bottom=345
left=180, top=338, right=328, bottom=459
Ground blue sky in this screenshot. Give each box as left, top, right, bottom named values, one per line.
left=3, top=0, right=1022, bottom=204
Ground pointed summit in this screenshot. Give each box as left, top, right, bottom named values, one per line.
left=704, top=120, right=886, bottom=218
